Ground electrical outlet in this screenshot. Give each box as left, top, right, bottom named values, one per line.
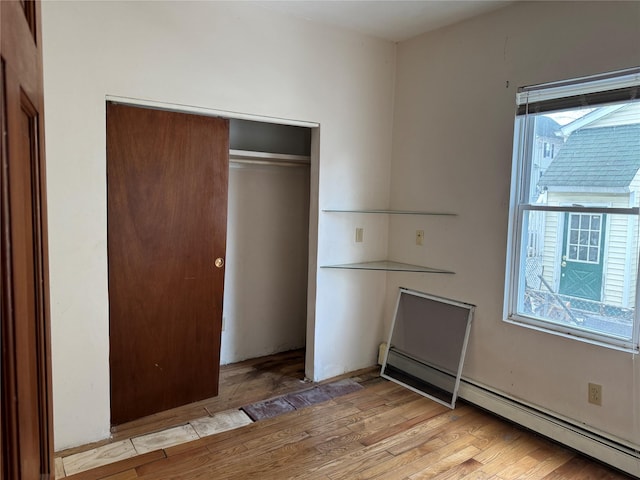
left=355, top=227, right=364, bottom=243
left=588, top=382, right=602, bottom=406
left=416, top=230, right=424, bottom=246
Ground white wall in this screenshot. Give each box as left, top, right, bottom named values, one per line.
left=42, top=1, right=395, bottom=450
left=221, top=162, right=309, bottom=364
left=388, top=1, right=640, bottom=447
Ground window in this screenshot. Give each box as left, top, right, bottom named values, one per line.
left=504, top=67, right=640, bottom=351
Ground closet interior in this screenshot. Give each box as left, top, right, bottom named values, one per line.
left=220, top=119, right=312, bottom=366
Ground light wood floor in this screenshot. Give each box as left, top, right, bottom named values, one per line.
left=59, top=350, right=631, bottom=479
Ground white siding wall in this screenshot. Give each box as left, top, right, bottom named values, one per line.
left=626, top=173, right=640, bottom=307
left=541, top=211, right=560, bottom=288
left=585, top=103, right=640, bottom=128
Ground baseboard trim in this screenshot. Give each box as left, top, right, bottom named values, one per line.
left=458, top=379, right=640, bottom=478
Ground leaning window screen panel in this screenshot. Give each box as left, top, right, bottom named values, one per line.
left=381, top=288, right=474, bottom=409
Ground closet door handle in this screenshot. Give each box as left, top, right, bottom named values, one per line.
left=214, top=258, right=225, bottom=268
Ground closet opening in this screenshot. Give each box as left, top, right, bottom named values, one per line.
left=221, top=118, right=312, bottom=375
left=105, top=95, right=319, bottom=431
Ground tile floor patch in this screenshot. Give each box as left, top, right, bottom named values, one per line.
left=57, top=375, right=368, bottom=477
left=190, top=409, right=253, bottom=437
left=62, top=439, right=137, bottom=476
left=317, top=378, right=364, bottom=398
left=284, top=387, right=332, bottom=409
left=242, top=378, right=365, bottom=422
left=55, top=456, right=66, bottom=478
left=242, top=396, right=296, bottom=421
left=132, top=424, right=199, bottom=454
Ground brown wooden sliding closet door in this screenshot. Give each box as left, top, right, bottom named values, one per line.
left=1, top=1, right=53, bottom=478
left=107, top=103, right=229, bottom=425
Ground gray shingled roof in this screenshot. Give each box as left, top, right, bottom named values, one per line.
left=538, top=124, right=640, bottom=189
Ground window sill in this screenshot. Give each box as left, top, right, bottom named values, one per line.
left=504, top=315, right=639, bottom=354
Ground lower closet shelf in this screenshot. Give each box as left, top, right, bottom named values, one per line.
left=321, top=260, right=454, bottom=274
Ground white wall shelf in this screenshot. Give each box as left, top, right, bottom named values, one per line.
left=321, top=260, right=454, bottom=273
left=322, top=209, right=456, bottom=274
left=323, top=209, right=456, bottom=216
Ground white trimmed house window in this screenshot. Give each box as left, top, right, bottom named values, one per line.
left=504, top=67, right=640, bottom=351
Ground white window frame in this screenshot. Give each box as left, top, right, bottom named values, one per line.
left=504, top=67, right=640, bottom=352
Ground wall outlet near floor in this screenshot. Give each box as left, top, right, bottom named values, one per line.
left=588, top=382, right=602, bottom=406
left=416, top=230, right=424, bottom=246
left=355, top=227, right=364, bottom=243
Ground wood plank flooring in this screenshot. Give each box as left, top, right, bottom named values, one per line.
left=57, top=349, right=313, bottom=459
left=56, top=350, right=631, bottom=479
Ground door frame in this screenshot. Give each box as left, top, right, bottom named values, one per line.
left=1, top=1, right=53, bottom=477
left=105, top=95, right=320, bottom=382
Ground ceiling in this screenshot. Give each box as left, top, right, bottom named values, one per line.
left=256, top=1, right=513, bottom=43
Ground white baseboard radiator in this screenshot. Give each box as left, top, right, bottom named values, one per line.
left=458, top=379, right=640, bottom=478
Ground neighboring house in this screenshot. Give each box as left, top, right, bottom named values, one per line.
left=530, top=104, right=640, bottom=324
left=525, top=116, right=562, bottom=260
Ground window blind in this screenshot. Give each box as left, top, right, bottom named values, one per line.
left=516, top=67, right=640, bottom=115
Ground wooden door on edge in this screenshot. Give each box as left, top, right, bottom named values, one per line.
left=1, top=1, right=53, bottom=478
left=107, top=103, right=229, bottom=425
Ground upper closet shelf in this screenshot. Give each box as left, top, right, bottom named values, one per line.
left=322, top=209, right=456, bottom=216
left=321, top=260, right=454, bottom=274
left=229, top=149, right=310, bottom=167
